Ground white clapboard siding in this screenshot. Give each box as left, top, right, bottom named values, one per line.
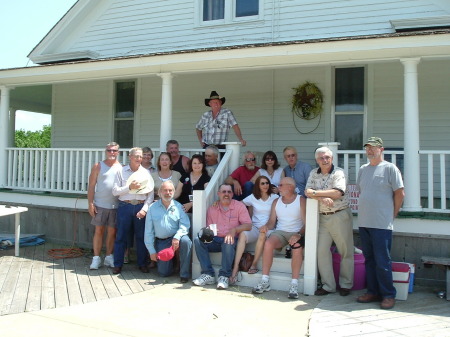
left=57, top=0, right=450, bottom=60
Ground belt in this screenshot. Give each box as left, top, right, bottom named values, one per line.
left=320, top=207, right=348, bottom=215
left=122, top=200, right=145, bottom=205
left=156, top=237, right=172, bottom=240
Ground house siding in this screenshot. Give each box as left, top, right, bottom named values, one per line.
left=62, top=0, right=449, bottom=60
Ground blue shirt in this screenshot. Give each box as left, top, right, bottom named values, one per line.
left=283, top=160, right=313, bottom=197
left=144, top=199, right=190, bottom=255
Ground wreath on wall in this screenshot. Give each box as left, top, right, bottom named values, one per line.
left=291, top=81, right=324, bottom=134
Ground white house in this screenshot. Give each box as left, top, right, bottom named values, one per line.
left=0, top=0, right=449, bottom=289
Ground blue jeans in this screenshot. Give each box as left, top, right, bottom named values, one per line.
left=233, top=181, right=254, bottom=201
left=359, top=227, right=396, bottom=298
left=114, top=202, right=148, bottom=268
left=155, top=236, right=192, bottom=278
left=194, top=236, right=236, bottom=277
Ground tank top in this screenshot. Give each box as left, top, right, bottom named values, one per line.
left=275, top=194, right=303, bottom=232
left=93, top=161, right=121, bottom=209
left=172, top=155, right=188, bottom=176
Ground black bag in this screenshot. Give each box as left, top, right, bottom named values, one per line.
left=238, top=252, right=254, bottom=272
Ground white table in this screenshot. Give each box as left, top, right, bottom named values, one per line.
left=0, top=205, right=29, bottom=257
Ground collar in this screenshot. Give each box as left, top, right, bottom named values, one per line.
left=317, top=164, right=334, bottom=174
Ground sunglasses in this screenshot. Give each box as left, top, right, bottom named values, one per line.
left=286, top=154, right=296, bottom=158
left=245, top=158, right=256, bottom=162
left=265, top=157, right=274, bottom=161
left=106, top=149, right=118, bottom=153
left=260, top=182, right=270, bottom=185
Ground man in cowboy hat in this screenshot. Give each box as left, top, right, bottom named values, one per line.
left=112, top=147, right=155, bottom=274
left=195, top=91, right=247, bottom=150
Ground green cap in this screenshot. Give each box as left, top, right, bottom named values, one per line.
left=364, top=137, right=383, bottom=147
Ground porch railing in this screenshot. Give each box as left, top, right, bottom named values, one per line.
left=4, top=147, right=449, bottom=213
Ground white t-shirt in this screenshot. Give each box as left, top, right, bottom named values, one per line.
left=258, top=167, right=284, bottom=186
left=243, top=193, right=279, bottom=228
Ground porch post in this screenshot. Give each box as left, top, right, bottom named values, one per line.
left=400, top=58, right=422, bottom=212
left=157, top=73, right=173, bottom=152
left=9, top=109, right=16, bottom=146
left=303, top=198, right=319, bottom=295
left=0, top=86, right=12, bottom=187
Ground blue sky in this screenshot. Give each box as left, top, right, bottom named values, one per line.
left=1, top=0, right=78, bottom=131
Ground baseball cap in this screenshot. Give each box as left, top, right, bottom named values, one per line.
left=198, top=227, right=214, bottom=243
left=364, top=137, right=383, bottom=147
left=157, top=246, right=175, bottom=261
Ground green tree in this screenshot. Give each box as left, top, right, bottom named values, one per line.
left=15, top=125, right=51, bottom=148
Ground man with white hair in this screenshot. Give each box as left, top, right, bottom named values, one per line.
left=225, top=151, right=259, bottom=201
left=305, top=146, right=354, bottom=296
left=145, top=180, right=192, bottom=283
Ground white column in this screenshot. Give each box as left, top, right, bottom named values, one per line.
left=157, top=73, right=173, bottom=152
left=0, top=86, right=11, bottom=187
left=303, top=198, right=319, bottom=295
left=222, top=142, right=241, bottom=175
left=9, top=109, right=16, bottom=146
left=400, top=58, right=422, bottom=212
left=318, top=142, right=340, bottom=166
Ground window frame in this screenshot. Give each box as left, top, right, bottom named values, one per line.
left=331, top=66, right=368, bottom=150
left=196, top=0, right=263, bottom=27
left=113, top=80, right=137, bottom=149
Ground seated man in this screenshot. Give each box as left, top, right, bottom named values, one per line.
left=225, top=151, right=259, bottom=201
left=252, top=177, right=306, bottom=299
left=193, top=183, right=252, bottom=290
left=205, top=145, right=220, bottom=177
left=144, top=180, right=192, bottom=283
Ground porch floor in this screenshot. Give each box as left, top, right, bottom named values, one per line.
left=0, top=242, right=160, bottom=316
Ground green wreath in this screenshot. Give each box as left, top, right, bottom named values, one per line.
left=291, top=82, right=323, bottom=120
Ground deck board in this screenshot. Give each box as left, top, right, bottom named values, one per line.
left=0, top=243, right=166, bottom=316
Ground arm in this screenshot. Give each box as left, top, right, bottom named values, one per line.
left=225, top=174, right=243, bottom=196
left=232, top=124, right=246, bottom=146
left=250, top=170, right=260, bottom=184
left=173, top=180, right=183, bottom=200
left=196, top=129, right=205, bottom=147
left=260, top=199, right=278, bottom=232
left=182, top=156, right=190, bottom=173
left=87, top=162, right=100, bottom=217
left=393, top=187, right=405, bottom=218
left=300, top=196, right=306, bottom=234
left=144, top=208, right=157, bottom=258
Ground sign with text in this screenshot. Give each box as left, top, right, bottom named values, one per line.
left=347, top=184, right=359, bottom=213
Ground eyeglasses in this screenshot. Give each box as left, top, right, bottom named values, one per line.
left=286, top=154, right=296, bottom=158
left=265, top=157, right=274, bottom=161
left=245, top=158, right=256, bottom=162
left=106, top=149, right=118, bottom=153
left=260, top=182, right=270, bottom=185
left=318, top=156, right=331, bottom=161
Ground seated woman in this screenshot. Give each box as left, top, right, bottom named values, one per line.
left=230, top=175, right=279, bottom=284
left=174, top=154, right=210, bottom=214
left=151, top=152, right=181, bottom=200
left=251, top=151, right=285, bottom=194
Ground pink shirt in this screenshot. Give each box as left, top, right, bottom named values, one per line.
left=206, top=200, right=252, bottom=237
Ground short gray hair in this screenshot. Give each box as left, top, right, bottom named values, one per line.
left=205, top=145, right=219, bottom=157
left=315, top=147, right=333, bottom=159
left=129, top=147, right=142, bottom=156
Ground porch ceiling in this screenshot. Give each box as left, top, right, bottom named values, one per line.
left=1, top=32, right=450, bottom=87
left=10, top=85, right=52, bottom=114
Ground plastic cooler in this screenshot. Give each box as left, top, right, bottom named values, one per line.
left=332, top=248, right=366, bottom=290
left=392, top=262, right=411, bottom=300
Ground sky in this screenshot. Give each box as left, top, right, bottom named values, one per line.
left=1, top=0, right=78, bottom=131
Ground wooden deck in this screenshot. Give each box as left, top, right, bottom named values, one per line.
left=0, top=242, right=162, bottom=316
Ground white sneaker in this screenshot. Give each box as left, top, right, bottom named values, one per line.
left=90, top=256, right=101, bottom=270
left=288, top=283, right=299, bottom=299
left=104, top=255, right=114, bottom=268
left=252, top=280, right=271, bottom=294
left=217, top=276, right=229, bottom=290
left=193, top=274, right=215, bottom=286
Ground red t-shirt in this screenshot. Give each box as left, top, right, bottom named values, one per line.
left=230, top=166, right=260, bottom=186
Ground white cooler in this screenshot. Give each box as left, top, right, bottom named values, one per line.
left=392, top=262, right=411, bottom=300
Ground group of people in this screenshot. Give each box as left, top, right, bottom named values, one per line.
left=88, top=89, right=405, bottom=309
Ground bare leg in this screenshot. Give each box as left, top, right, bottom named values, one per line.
left=105, top=227, right=117, bottom=255
left=231, top=231, right=248, bottom=279
left=93, top=225, right=106, bottom=256
left=291, top=247, right=304, bottom=279
left=251, top=232, right=266, bottom=270
left=262, top=236, right=282, bottom=275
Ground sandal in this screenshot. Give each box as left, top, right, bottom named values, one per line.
left=248, top=268, right=259, bottom=274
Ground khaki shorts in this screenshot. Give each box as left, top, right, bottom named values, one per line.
left=269, top=230, right=304, bottom=248
left=91, top=207, right=117, bottom=228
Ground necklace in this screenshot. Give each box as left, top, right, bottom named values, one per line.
left=190, top=173, right=202, bottom=185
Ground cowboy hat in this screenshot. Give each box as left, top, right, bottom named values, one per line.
left=205, top=91, right=226, bottom=106
left=126, top=170, right=154, bottom=194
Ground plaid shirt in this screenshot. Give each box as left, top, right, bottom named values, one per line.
left=195, top=108, right=238, bottom=145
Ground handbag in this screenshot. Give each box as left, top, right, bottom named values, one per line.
left=238, top=252, right=254, bottom=272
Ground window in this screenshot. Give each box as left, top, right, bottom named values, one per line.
left=114, top=81, right=135, bottom=149
left=334, top=67, right=365, bottom=150
left=200, top=0, right=260, bottom=24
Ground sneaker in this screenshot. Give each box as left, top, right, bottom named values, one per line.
left=217, top=276, right=229, bottom=290
left=193, top=274, right=215, bottom=286
left=104, top=255, right=114, bottom=268
left=124, top=255, right=129, bottom=264
left=90, top=256, right=101, bottom=270
left=288, top=283, right=299, bottom=299
left=252, top=280, right=271, bottom=294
